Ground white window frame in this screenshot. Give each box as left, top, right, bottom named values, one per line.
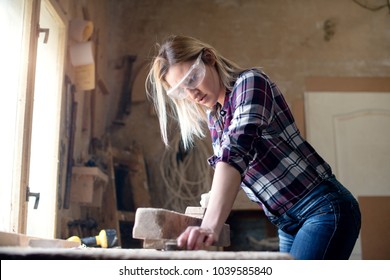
left=0, top=0, right=67, bottom=236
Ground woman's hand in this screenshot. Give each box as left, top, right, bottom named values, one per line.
left=177, top=226, right=217, bottom=250
left=177, top=162, right=241, bottom=250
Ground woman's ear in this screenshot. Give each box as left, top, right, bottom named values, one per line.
left=203, top=49, right=216, bottom=66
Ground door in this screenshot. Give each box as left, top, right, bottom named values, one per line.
left=304, top=77, right=390, bottom=259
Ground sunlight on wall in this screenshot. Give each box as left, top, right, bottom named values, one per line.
left=0, top=0, right=27, bottom=232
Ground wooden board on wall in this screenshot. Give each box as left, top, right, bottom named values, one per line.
left=358, top=196, right=390, bottom=260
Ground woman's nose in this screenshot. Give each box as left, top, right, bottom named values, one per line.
left=186, top=88, right=198, bottom=100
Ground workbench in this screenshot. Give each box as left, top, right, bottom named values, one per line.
left=0, top=247, right=292, bottom=260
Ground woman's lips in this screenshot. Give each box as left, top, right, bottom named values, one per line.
left=197, top=95, right=205, bottom=103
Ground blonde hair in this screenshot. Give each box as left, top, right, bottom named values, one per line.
left=146, top=35, right=244, bottom=149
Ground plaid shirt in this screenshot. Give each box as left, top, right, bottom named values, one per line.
left=207, top=70, right=332, bottom=217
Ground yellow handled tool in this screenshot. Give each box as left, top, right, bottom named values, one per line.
left=67, top=229, right=117, bottom=248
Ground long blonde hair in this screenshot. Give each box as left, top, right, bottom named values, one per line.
left=146, top=35, right=244, bottom=149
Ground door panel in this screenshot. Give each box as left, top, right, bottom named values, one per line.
left=334, top=110, right=390, bottom=195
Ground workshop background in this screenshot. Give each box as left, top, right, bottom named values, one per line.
left=1, top=0, right=389, bottom=259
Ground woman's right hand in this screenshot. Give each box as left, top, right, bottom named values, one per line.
left=177, top=162, right=241, bottom=250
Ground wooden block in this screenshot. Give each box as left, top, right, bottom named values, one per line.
left=28, top=238, right=80, bottom=248
left=70, top=166, right=108, bottom=206
left=0, top=231, right=30, bottom=247
left=132, top=208, right=230, bottom=247
left=185, top=207, right=206, bottom=219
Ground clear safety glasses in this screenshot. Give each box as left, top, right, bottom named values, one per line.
left=166, top=52, right=206, bottom=99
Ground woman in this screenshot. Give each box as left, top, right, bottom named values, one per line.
left=146, top=35, right=361, bottom=259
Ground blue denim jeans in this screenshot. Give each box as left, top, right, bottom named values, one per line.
left=268, top=176, right=361, bottom=260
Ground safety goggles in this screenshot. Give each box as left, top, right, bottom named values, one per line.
left=166, top=52, right=205, bottom=99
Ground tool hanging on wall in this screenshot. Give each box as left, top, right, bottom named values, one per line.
left=63, top=76, right=77, bottom=209
left=113, top=55, right=137, bottom=125
left=67, top=218, right=98, bottom=238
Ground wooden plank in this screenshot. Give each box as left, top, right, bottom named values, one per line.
left=97, top=141, right=122, bottom=246
left=0, top=231, right=80, bottom=248
left=117, top=211, right=135, bottom=222
left=128, top=148, right=151, bottom=208
left=305, top=77, right=390, bottom=92
left=358, top=196, right=390, bottom=260
left=133, top=208, right=230, bottom=247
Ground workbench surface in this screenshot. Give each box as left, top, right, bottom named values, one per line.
left=0, top=247, right=292, bottom=260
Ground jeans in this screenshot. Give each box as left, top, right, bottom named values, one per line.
left=268, top=176, right=361, bottom=260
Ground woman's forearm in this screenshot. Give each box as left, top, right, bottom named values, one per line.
left=201, top=161, right=241, bottom=239
left=177, top=161, right=241, bottom=249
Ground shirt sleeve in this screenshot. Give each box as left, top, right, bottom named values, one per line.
left=218, top=71, right=275, bottom=178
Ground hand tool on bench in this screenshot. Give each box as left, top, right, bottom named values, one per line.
left=67, top=229, right=118, bottom=248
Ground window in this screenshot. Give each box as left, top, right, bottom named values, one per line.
left=0, top=0, right=66, bottom=238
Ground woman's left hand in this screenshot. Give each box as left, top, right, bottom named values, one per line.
left=177, top=226, right=217, bottom=250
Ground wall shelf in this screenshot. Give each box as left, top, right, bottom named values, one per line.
left=70, top=166, right=109, bottom=207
